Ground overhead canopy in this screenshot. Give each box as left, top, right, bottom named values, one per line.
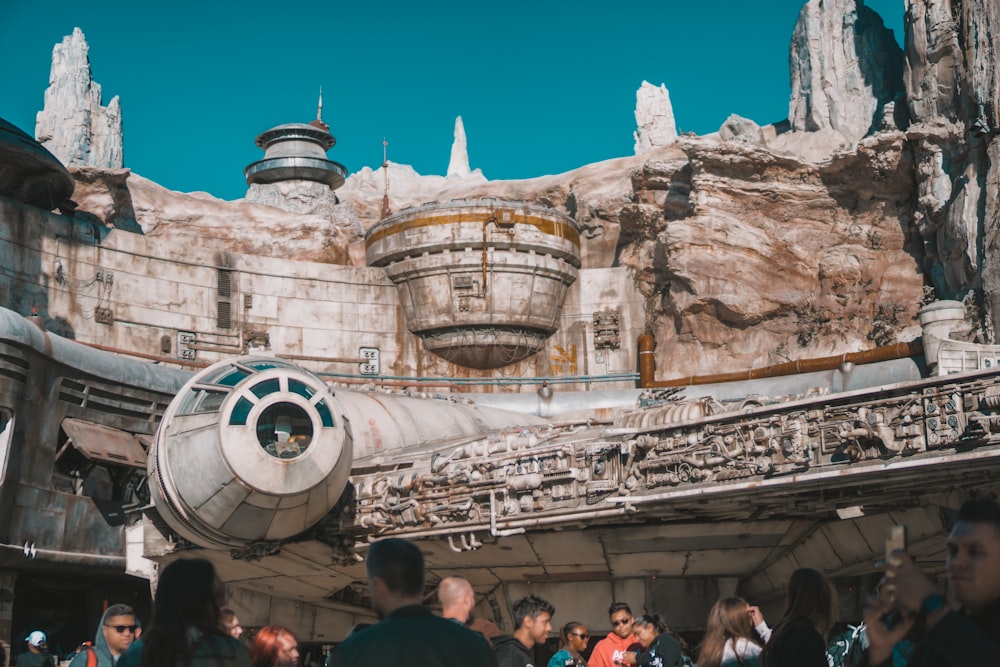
left=61, top=418, right=147, bottom=469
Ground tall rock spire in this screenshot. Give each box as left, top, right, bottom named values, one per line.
left=788, top=0, right=905, bottom=140
left=35, top=27, right=123, bottom=168
left=446, top=116, right=471, bottom=178
left=633, top=81, right=677, bottom=155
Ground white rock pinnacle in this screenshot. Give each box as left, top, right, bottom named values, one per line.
left=788, top=0, right=904, bottom=140
left=35, top=27, right=124, bottom=168
left=634, top=81, right=678, bottom=155
left=447, top=116, right=471, bottom=178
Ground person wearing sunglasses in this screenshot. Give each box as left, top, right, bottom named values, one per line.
left=587, top=602, right=637, bottom=667
left=549, top=622, right=589, bottom=667
left=67, top=604, right=138, bottom=667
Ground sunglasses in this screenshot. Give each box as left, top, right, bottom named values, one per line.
left=105, top=625, right=137, bottom=633
left=612, top=619, right=632, bottom=627
left=571, top=632, right=590, bottom=640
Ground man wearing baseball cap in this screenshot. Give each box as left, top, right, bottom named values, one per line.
left=17, top=631, right=54, bottom=667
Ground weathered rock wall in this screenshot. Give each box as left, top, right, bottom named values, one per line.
left=35, top=28, right=123, bottom=169
left=904, top=0, right=999, bottom=340
left=49, top=0, right=999, bottom=380
left=789, top=0, right=905, bottom=140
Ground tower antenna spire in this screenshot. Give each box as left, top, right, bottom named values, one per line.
left=317, top=87, right=323, bottom=122
left=381, top=137, right=392, bottom=219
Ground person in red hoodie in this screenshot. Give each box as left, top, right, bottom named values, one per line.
left=587, top=602, right=638, bottom=667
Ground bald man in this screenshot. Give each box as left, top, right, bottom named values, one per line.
left=438, top=576, right=501, bottom=645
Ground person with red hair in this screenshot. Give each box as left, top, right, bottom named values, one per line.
left=250, top=626, right=300, bottom=667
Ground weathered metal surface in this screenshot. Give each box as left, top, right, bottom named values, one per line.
left=61, top=417, right=147, bottom=468
left=244, top=123, right=346, bottom=189
left=0, top=118, right=74, bottom=210
left=366, top=198, right=582, bottom=369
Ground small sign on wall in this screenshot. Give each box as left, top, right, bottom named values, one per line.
left=178, top=332, right=196, bottom=360
left=360, top=347, right=380, bottom=376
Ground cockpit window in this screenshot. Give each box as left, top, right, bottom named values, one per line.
left=288, top=379, right=315, bottom=400
left=229, top=397, right=254, bottom=426
left=177, top=387, right=228, bottom=415
left=315, top=399, right=334, bottom=428
left=255, top=402, right=313, bottom=459
left=250, top=378, right=281, bottom=399
left=245, top=360, right=282, bottom=372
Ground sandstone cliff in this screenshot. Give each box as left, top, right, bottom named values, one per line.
left=55, top=0, right=1000, bottom=379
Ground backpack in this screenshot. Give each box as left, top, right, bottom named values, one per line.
left=826, top=624, right=867, bottom=667
left=67, top=642, right=97, bottom=667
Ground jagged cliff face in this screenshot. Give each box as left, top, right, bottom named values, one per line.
left=35, top=28, right=123, bottom=169
left=904, top=0, right=1000, bottom=341
left=51, top=0, right=999, bottom=378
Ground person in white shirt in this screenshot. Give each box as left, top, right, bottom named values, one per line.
left=696, top=597, right=771, bottom=667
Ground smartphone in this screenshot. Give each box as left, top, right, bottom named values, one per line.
left=882, top=525, right=907, bottom=629
left=886, top=525, right=906, bottom=561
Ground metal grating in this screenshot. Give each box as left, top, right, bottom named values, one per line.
left=217, top=269, right=232, bottom=297
left=218, top=301, right=232, bottom=330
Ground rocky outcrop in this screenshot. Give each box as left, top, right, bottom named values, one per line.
left=634, top=81, right=677, bottom=155
left=447, top=116, right=472, bottom=178
left=904, top=0, right=1000, bottom=340
left=787, top=0, right=905, bottom=141
left=718, top=115, right=767, bottom=145
left=44, top=1, right=1000, bottom=379
left=35, top=28, right=123, bottom=169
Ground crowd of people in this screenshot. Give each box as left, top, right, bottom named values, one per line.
left=14, top=496, right=1000, bottom=667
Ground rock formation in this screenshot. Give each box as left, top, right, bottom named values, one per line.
left=634, top=81, right=677, bottom=155
left=446, top=116, right=471, bottom=177
left=902, top=0, right=1000, bottom=341
left=717, top=114, right=767, bottom=145
left=787, top=0, right=905, bottom=141
left=35, top=28, right=123, bottom=169
left=43, top=1, right=1000, bottom=380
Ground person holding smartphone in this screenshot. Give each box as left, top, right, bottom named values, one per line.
left=863, top=497, right=1000, bottom=666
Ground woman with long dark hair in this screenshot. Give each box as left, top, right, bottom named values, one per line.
left=250, top=626, right=300, bottom=667
left=548, top=621, right=589, bottom=667
left=760, top=568, right=835, bottom=667
left=621, top=615, right=686, bottom=667
left=696, top=597, right=770, bottom=667
left=118, top=559, right=249, bottom=667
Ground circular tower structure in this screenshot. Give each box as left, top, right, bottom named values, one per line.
left=366, top=198, right=581, bottom=370
left=244, top=121, right=347, bottom=190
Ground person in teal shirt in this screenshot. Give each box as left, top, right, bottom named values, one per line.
left=549, top=622, right=589, bottom=667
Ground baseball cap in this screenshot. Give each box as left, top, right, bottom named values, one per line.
left=26, top=630, right=46, bottom=647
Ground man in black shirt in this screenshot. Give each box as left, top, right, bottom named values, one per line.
left=864, top=497, right=1000, bottom=665
left=329, top=538, right=496, bottom=667
left=493, top=595, right=554, bottom=667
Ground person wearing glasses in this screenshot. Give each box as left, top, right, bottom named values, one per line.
left=587, top=603, right=637, bottom=667
left=549, top=622, right=589, bottom=667
left=67, top=604, right=138, bottom=667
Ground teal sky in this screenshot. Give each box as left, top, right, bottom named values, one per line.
left=2, top=1, right=904, bottom=201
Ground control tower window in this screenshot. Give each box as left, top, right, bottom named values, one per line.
left=255, top=403, right=313, bottom=459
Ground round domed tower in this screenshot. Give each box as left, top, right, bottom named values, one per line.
left=244, top=93, right=346, bottom=191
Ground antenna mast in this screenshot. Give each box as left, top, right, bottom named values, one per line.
left=380, top=137, right=391, bottom=218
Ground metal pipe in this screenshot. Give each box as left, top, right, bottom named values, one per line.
left=638, top=339, right=923, bottom=388
left=0, top=542, right=125, bottom=569
left=77, top=340, right=209, bottom=369
left=318, top=371, right=638, bottom=386
left=278, top=353, right=365, bottom=364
